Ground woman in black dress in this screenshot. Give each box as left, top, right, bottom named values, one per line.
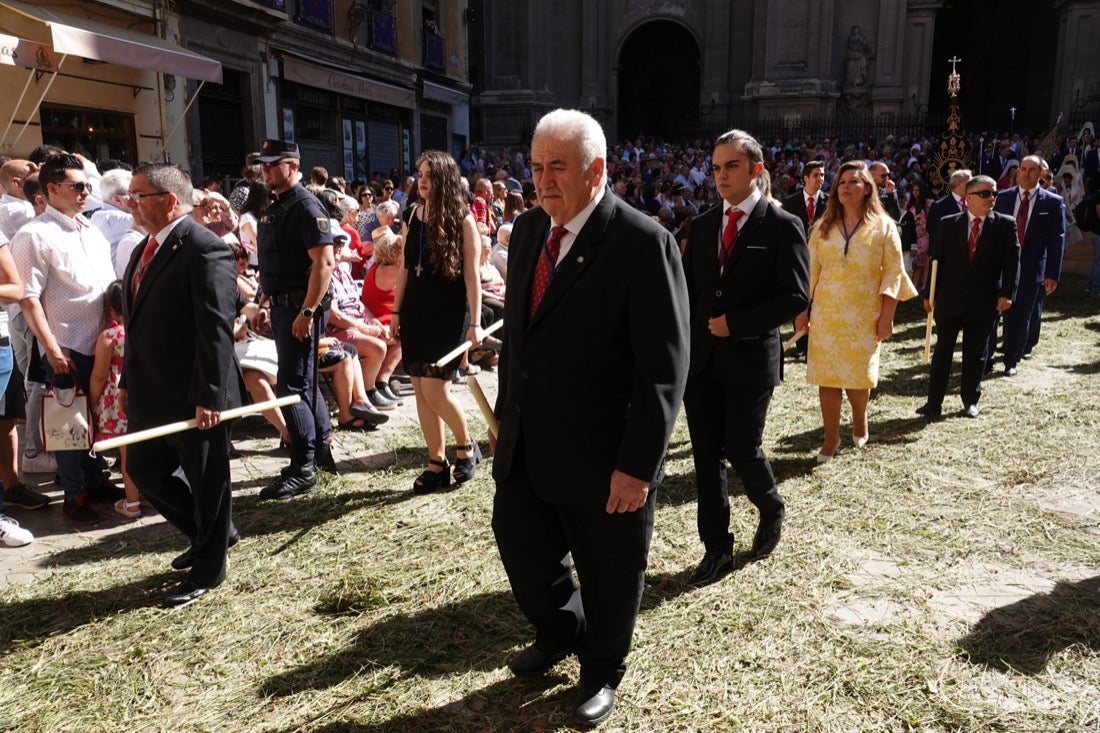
left=392, top=151, right=484, bottom=493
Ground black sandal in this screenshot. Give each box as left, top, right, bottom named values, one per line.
left=413, top=459, right=451, bottom=494
left=452, top=442, right=482, bottom=484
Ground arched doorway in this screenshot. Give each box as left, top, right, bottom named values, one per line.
left=617, top=20, right=700, bottom=143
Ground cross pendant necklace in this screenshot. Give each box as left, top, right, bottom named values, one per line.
left=416, top=206, right=427, bottom=277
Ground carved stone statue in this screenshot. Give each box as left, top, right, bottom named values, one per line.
left=844, top=25, right=872, bottom=87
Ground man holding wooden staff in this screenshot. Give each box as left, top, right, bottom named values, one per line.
left=916, top=175, right=1019, bottom=420
left=489, top=109, right=689, bottom=725
left=121, top=164, right=242, bottom=606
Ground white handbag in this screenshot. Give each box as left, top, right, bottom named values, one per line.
left=41, top=384, right=93, bottom=452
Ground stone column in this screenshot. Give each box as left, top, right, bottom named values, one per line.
left=900, top=1, right=942, bottom=115
left=1051, top=0, right=1100, bottom=121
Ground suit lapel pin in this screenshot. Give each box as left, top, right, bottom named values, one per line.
left=172, top=243, right=180, bottom=251
left=577, top=256, right=584, bottom=263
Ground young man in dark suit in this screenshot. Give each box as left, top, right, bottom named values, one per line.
left=681, top=130, right=809, bottom=586
left=782, top=160, right=827, bottom=232
left=781, top=160, right=824, bottom=359
left=916, top=175, right=1019, bottom=419
left=122, top=163, right=242, bottom=607
left=490, top=109, right=689, bottom=726
left=992, top=155, right=1065, bottom=375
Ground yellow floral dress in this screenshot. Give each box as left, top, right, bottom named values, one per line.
left=806, top=215, right=917, bottom=389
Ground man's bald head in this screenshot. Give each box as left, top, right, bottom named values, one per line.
left=0, top=159, right=36, bottom=200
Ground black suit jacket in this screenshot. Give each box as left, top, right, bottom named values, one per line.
left=927, top=193, right=965, bottom=243
left=927, top=212, right=1020, bottom=319
left=492, top=193, right=689, bottom=506
left=682, top=197, right=809, bottom=388
left=782, top=189, right=827, bottom=233
left=121, top=216, right=242, bottom=429
left=994, top=186, right=1066, bottom=285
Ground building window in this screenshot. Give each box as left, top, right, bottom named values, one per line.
left=295, top=0, right=333, bottom=33
left=39, top=104, right=136, bottom=165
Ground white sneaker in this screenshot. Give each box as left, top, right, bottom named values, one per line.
left=22, top=451, right=57, bottom=475
left=0, top=515, right=34, bottom=547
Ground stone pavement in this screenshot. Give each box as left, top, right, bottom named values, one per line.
left=0, top=370, right=497, bottom=586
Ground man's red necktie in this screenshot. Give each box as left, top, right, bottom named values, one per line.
left=1016, top=190, right=1030, bottom=244
left=806, top=196, right=815, bottom=223
left=968, top=217, right=980, bottom=262
left=529, top=226, right=566, bottom=318
left=131, top=236, right=158, bottom=302
left=719, top=208, right=744, bottom=270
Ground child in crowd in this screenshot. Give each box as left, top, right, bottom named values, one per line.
left=89, top=281, right=141, bottom=519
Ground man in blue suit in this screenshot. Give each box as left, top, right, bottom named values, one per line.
left=992, top=155, right=1065, bottom=376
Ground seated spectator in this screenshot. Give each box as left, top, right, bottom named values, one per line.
left=359, top=227, right=404, bottom=404
left=193, top=189, right=239, bottom=243
left=479, top=233, right=505, bottom=323
left=491, top=223, right=511, bottom=278
left=317, top=338, right=387, bottom=430
left=326, top=234, right=400, bottom=413
left=229, top=241, right=258, bottom=301
left=237, top=181, right=266, bottom=267
left=335, top=194, right=366, bottom=278
left=371, top=199, right=401, bottom=262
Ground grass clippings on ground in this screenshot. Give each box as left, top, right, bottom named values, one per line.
left=2, top=276, right=1100, bottom=732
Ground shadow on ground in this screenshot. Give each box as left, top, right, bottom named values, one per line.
left=956, top=574, right=1100, bottom=674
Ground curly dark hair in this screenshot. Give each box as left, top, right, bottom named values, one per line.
left=417, top=150, right=468, bottom=280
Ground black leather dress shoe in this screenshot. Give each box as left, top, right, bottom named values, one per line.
left=961, top=404, right=980, bottom=419
left=915, top=403, right=942, bottom=419
left=171, top=530, right=240, bottom=571
left=507, top=643, right=574, bottom=677
left=164, top=580, right=213, bottom=607
left=574, top=684, right=615, bottom=726
left=260, top=461, right=318, bottom=500
left=751, top=510, right=785, bottom=559
left=688, top=550, right=733, bottom=586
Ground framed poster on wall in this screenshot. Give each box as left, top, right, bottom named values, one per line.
left=282, top=107, right=295, bottom=142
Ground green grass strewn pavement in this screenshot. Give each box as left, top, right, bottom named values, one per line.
left=2, top=276, right=1099, bottom=732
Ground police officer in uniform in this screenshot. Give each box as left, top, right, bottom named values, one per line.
left=255, top=140, right=337, bottom=499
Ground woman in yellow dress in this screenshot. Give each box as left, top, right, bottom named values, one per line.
left=794, top=161, right=917, bottom=462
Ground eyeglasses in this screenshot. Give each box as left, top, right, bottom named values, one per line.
left=127, top=190, right=170, bottom=203
left=260, top=159, right=289, bottom=168
left=57, top=181, right=92, bottom=194
left=383, top=186, right=394, bottom=191
left=968, top=190, right=996, bottom=199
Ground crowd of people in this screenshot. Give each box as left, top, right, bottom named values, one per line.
left=1, top=112, right=1098, bottom=725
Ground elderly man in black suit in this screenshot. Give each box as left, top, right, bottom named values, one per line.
left=916, top=175, right=1019, bottom=420
left=490, top=108, right=689, bottom=726
left=682, top=130, right=809, bottom=586
left=926, top=168, right=972, bottom=243
left=122, top=163, right=242, bottom=607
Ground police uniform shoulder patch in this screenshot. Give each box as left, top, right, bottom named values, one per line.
left=316, top=217, right=330, bottom=233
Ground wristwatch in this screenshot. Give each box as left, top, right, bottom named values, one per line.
left=300, top=306, right=315, bottom=320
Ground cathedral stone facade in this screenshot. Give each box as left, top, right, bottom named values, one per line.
left=469, top=0, right=1100, bottom=145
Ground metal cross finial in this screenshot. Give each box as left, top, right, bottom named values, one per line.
left=947, top=56, right=962, bottom=98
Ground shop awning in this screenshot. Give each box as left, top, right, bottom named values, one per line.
left=0, top=0, right=222, bottom=83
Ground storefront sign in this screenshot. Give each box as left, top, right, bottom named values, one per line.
left=282, top=56, right=414, bottom=110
